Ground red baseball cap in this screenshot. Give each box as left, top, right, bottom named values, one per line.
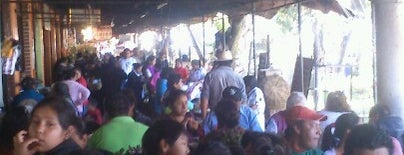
left=286, top=106, right=327, bottom=122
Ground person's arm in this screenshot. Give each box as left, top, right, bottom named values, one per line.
left=240, top=79, right=248, bottom=104
left=266, top=117, right=278, bottom=134
left=201, top=98, right=209, bottom=119
left=201, top=74, right=210, bottom=119
left=247, top=107, right=264, bottom=132
left=76, top=83, right=91, bottom=105
left=202, top=112, right=217, bottom=135
left=13, top=130, right=39, bottom=155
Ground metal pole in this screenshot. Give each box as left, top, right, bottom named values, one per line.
left=266, top=34, right=270, bottom=68
left=298, top=1, right=304, bottom=93
left=252, top=2, right=257, bottom=77
left=202, top=16, right=206, bottom=65
left=314, top=37, right=319, bottom=110
left=222, top=13, right=226, bottom=50
left=371, top=2, right=377, bottom=105
left=373, top=0, right=404, bottom=118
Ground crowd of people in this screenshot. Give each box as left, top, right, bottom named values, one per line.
left=0, top=48, right=403, bottom=155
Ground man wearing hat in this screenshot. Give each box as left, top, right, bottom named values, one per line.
left=284, top=106, right=327, bottom=155
left=201, top=50, right=246, bottom=119
left=203, top=86, right=263, bottom=134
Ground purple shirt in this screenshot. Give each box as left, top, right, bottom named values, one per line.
left=62, top=80, right=91, bottom=114
left=266, top=111, right=288, bottom=134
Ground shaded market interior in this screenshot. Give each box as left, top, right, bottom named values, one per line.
left=1, top=0, right=403, bottom=120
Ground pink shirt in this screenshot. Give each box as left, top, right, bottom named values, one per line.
left=63, top=80, right=91, bottom=113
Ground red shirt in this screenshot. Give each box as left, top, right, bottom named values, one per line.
left=76, top=77, right=89, bottom=106
left=174, top=67, right=189, bottom=82
left=86, top=108, right=103, bottom=125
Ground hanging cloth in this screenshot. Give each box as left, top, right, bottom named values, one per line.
left=1, top=39, right=13, bottom=58
left=2, top=42, right=21, bottom=75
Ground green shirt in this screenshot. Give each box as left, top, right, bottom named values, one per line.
left=88, top=116, right=148, bottom=154
left=292, top=149, right=325, bottom=155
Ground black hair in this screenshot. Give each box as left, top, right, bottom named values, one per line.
left=325, top=91, right=351, bottom=112
left=76, top=52, right=83, bottom=58
left=160, top=67, right=175, bottom=79
left=344, top=124, right=393, bottom=155
left=142, top=120, right=187, bottom=155
left=0, top=106, right=30, bottom=150
left=106, top=92, right=133, bottom=117
left=215, top=99, right=240, bottom=129
left=132, top=63, right=142, bottom=70
left=63, top=67, right=76, bottom=80
left=215, top=60, right=232, bottom=67
left=243, top=75, right=257, bottom=88
left=181, top=55, right=189, bottom=62
left=167, top=73, right=181, bottom=89
left=31, top=96, right=79, bottom=130
left=21, top=77, right=37, bottom=90
left=191, top=59, right=201, bottom=66
left=85, top=121, right=100, bottom=135
left=146, top=55, right=156, bottom=64
left=229, top=145, right=246, bottom=155
left=164, top=89, right=187, bottom=107
left=57, top=57, right=69, bottom=64
left=175, top=58, right=183, bottom=64
left=321, top=112, right=360, bottom=151
left=73, top=118, right=86, bottom=138
left=51, top=82, right=72, bottom=101
left=241, top=131, right=289, bottom=155
left=194, top=140, right=232, bottom=155
left=154, top=60, right=163, bottom=71
left=369, top=104, right=391, bottom=120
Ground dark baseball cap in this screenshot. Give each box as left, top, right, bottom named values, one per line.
left=222, top=86, right=243, bottom=101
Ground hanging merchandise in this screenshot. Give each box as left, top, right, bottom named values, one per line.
left=2, top=39, right=21, bottom=75
left=1, top=39, right=13, bottom=58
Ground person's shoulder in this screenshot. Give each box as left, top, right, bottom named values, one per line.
left=253, top=87, right=264, bottom=94
left=133, top=121, right=149, bottom=131
left=240, top=105, right=256, bottom=117
left=269, top=111, right=287, bottom=122
left=241, top=105, right=254, bottom=112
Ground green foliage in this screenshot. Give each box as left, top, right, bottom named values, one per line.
left=275, top=6, right=298, bottom=33
left=274, top=5, right=314, bottom=34
left=213, top=13, right=230, bottom=32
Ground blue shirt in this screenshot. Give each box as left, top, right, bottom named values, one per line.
left=201, top=66, right=247, bottom=109
left=13, top=89, right=44, bottom=106
left=203, top=105, right=264, bottom=134
left=156, top=78, right=168, bottom=100
left=189, top=67, right=206, bottom=82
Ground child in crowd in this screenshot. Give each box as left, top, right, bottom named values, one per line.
left=0, top=106, right=30, bottom=155
left=243, top=75, right=266, bottom=130
left=85, top=98, right=103, bottom=125
left=13, top=96, right=81, bottom=155
left=321, top=113, right=360, bottom=155
left=142, top=120, right=190, bottom=155
left=163, top=89, right=202, bottom=139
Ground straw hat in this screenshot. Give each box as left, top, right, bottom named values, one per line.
left=215, top=50, right=233, bottom=61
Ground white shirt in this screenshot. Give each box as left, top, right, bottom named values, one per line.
left=318, top=110, right=346, bottom=131
left=247, top=87, right=266, bottom=130
left=119, top=57, right=137, bottom=75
